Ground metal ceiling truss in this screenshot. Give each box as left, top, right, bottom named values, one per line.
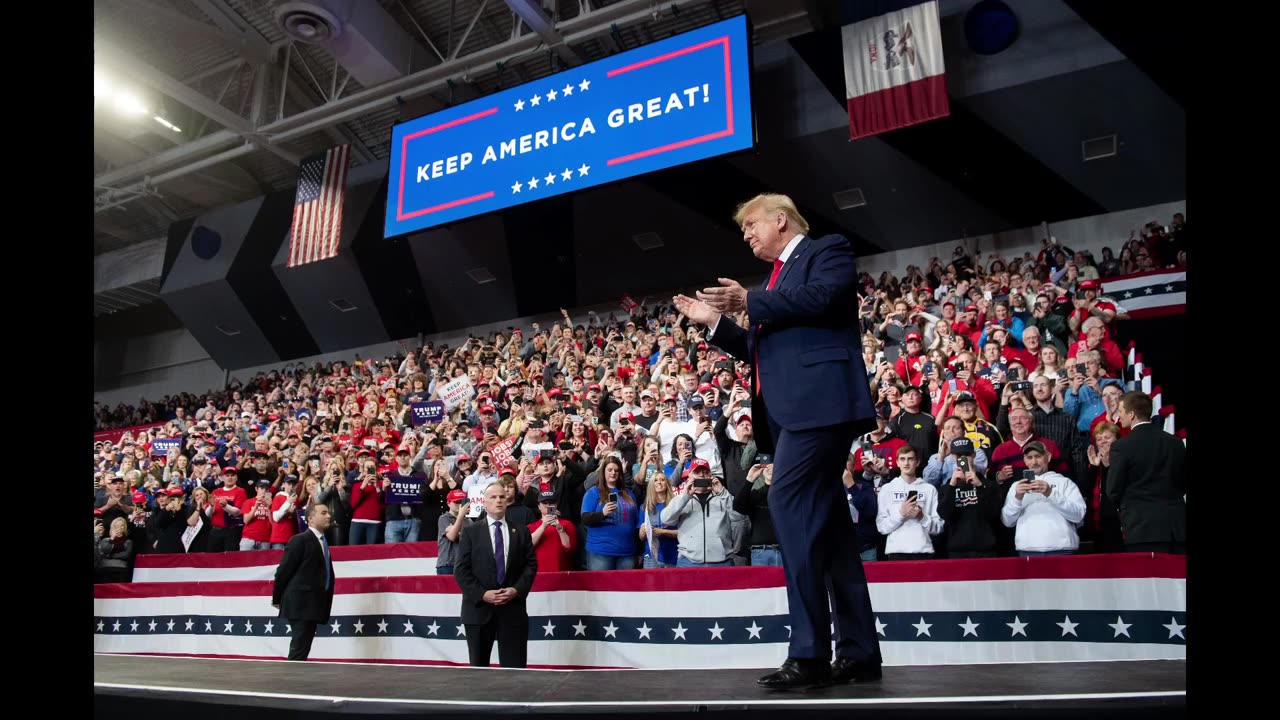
left=94, top=0, right=715, bottom=217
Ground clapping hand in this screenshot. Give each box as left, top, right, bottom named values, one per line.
left=672, top=294, right=721, bottom=327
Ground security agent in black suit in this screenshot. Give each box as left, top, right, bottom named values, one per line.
left=272, top=503, right=336, bottom=661
left=1107, top=392, right=1186, bottom=554
left=454, top=483, right=539, bottom=668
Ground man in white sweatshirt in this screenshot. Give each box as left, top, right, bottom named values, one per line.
left=875, top=446, right=944, bottom=560
left=1000, top=441, right=1086, bottom=556
left=660, top=459, right=741, bottom=567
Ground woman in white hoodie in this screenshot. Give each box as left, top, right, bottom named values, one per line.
left=875, top=446, right=944, bottom=560
left=1001, top=441, right=1086, bottom=556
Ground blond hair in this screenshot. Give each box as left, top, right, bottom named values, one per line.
left=733, top=193, right=810, bottom=234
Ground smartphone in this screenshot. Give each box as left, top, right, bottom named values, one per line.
left=922, top=361, right=935, bottom=377
left=558, top=440, right=573, bottom=451
left=282, top=460, right=290, bottom=471
left=756, top=453, right=774, bottom=466
left=906, top=490, right=918, bottom=503
left=1075, top=363, right=1086, bottom=375
left=1021, top=469, right=1036, bottom=482
left=983, top=290, right=993, bottom=301
left=608, top=492, right=619, bottom=504
left=948, top=379, right=958, bottom=393
left=956, top=456, right=971, bottom=473
left=569, top=415, right=583, bottom=424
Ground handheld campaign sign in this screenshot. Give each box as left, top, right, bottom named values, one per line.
left=386, top=475, right=424, bottom=505
left=411, top=401, right=446, bottom=426
left=385, top=15, right=754, bottom=237
left=150, top=438, right=181, bottom=457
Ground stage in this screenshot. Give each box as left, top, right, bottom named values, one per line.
left=94, top=654, right=1184, bottom=719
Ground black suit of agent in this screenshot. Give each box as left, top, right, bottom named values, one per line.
left=272, top=503, right=336, bottom=661
left=454, top=484, right=538, bottom=668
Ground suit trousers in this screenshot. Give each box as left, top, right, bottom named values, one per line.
left=767, top=417, right=882, bottom=665
left=288, top=619, right=318, bottom=661
left=465, top=617, right=529, bottom=668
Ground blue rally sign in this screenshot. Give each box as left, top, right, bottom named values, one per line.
left=384, top=15, right=754, bottom=237
left=411, top=401, right=446, bottom=426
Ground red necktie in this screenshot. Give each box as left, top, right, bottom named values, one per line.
left=754, top=260, right=785, bottom=392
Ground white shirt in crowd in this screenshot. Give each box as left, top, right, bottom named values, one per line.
left=1000, top=470, right=1086, bottom=553
left=875, top=476, right=944, bottom=555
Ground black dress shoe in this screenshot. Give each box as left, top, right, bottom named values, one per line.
left=830, top=656, right=883, bottom=684
left=757, top=658, right=833, bottom=690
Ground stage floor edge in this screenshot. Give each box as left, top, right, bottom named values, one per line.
left=94, top=654, right=1185, bottom=719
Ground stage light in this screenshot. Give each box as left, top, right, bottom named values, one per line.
left=153, top=115, right=182, bottom=133
left=94, top=69, right=111, bottom=99
left=113, top=91, right=148, bottom=116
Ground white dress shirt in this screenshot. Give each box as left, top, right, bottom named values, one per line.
left=485, top=513, right=511, bottom=571
left=709, top=234, right=806, bottom=336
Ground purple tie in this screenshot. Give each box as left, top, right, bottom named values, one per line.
left=493, top=521, right=506, bottom=585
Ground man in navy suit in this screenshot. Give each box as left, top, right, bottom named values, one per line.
left=675, top=193, right=882, bottom=690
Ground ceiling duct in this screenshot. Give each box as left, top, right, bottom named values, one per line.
left=272, top=0, right=427, bottom=88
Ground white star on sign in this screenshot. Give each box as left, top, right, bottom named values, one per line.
left=562, top=83, right=573, bottom=96
left=561, top=168, right=573, bottom=181
left=511, top=180, right=522, bottom=194
left=377, top=619, right=389, bottom=634
left=542, top=621, right=556, bottom=637
left=127, top=620, right=138, bottom=632
left=205, top=621, right=213, bottom=632
left=1144, top=287, right=1154, bottom=294
left=709, top=622, right=725, bottom=640
left=1124, top=291, right=1133, bottom=298
left=528, top=176, right=539, bottom=189
left=1109, top=616, right=1131, bottom=638
left=97, top=621, right=104, bottom=632
left=185, top=619, right=194, bottom=631
left=1164, top=284, right=1174, bottom=292
left=455, top=624, right=466, bottom=637
left=264, top=621, right=274, bottom=634
left=112, top=621, right=121, bottom=632
left=402, top=620, right=414, bottom=634
left=913, top=617, right=932, bottom=637
left=547, top=88, right=558, bottom=101
left=545, top=172, right=555, bottom=185
left=579, top=79, right=591, bottom=92
left=746, top=622, right=763, bottom=639
left=784, top=625, right=792, bottom=638
left=286, top=624, right=292, bottom=634
left=637, top=623, right=652, bottom=640
left=874, top=617, right=887, bottom=636
left=514, top=98, right=525, bottom=112
left=1163, top=617, right=1186, bottom=639
left=603, top=622, right=619, bottom=638
left=224, top=621, right=235, bottom=633
left=578, top=163, right=590, bottom=176
left=672, top=623, right=688, bottom=640
left=959, top=617, right=980, bottom=637
left=148, top=620, right=158, bottom=632
left=573, top=620, right=587, bottom=637
left=1007, top=616, right=1028, bottom=637
left=245, top=620, right=255, bottom=633
left=1057, top=616, right=1079, bottom=637
left=353, top=620, right=364, bottom=634
left=427, top=621, right=440, bottom=636
left=167, top=619, right=176, bottom=632
left=530, top=93, right=541, bottom=106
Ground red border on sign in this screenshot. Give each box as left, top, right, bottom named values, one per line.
left=605, top=36, right=735, bottom=167
left=395, top=107, right=498, bottom=222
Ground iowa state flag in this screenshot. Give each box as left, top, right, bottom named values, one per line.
left=842, top=1, right=950, bottom=140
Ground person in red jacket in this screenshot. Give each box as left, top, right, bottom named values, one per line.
left=209, top=466, right=248, bottom=552
left=240, top=479, right=274, bottom=551
left=269, top=476, right=300, bottom=549
left=348, top=464, right=387, bottom=545
left=1089, top=382, right=1131, bottom=439
left=1067, top=280, right=1117, bottom=340
left=895, top=332, right=927, bottom=387
left=1067, top=317, right=1125, bottom=378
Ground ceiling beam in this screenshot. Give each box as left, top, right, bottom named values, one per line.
left=504, top=0, right=583, bottom=66
left=111, top=0, right=273, bottom=64
left=96, top=42, right=301, bottom=169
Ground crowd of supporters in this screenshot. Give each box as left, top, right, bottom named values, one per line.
left=93, top=216, right=1187, bottom=581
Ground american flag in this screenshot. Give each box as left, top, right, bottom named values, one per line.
left=95, top=548, right=1185, bottom=668
left=288, top=144, right=350, bottom=267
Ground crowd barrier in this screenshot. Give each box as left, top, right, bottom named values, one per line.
left=95, top=551, right=1186, bottom=669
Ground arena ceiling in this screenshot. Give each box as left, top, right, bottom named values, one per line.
left=93, top=0, right=1185, bottom=323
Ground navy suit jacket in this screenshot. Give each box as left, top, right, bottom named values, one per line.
left=711, top=234, right=876, bottom=450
